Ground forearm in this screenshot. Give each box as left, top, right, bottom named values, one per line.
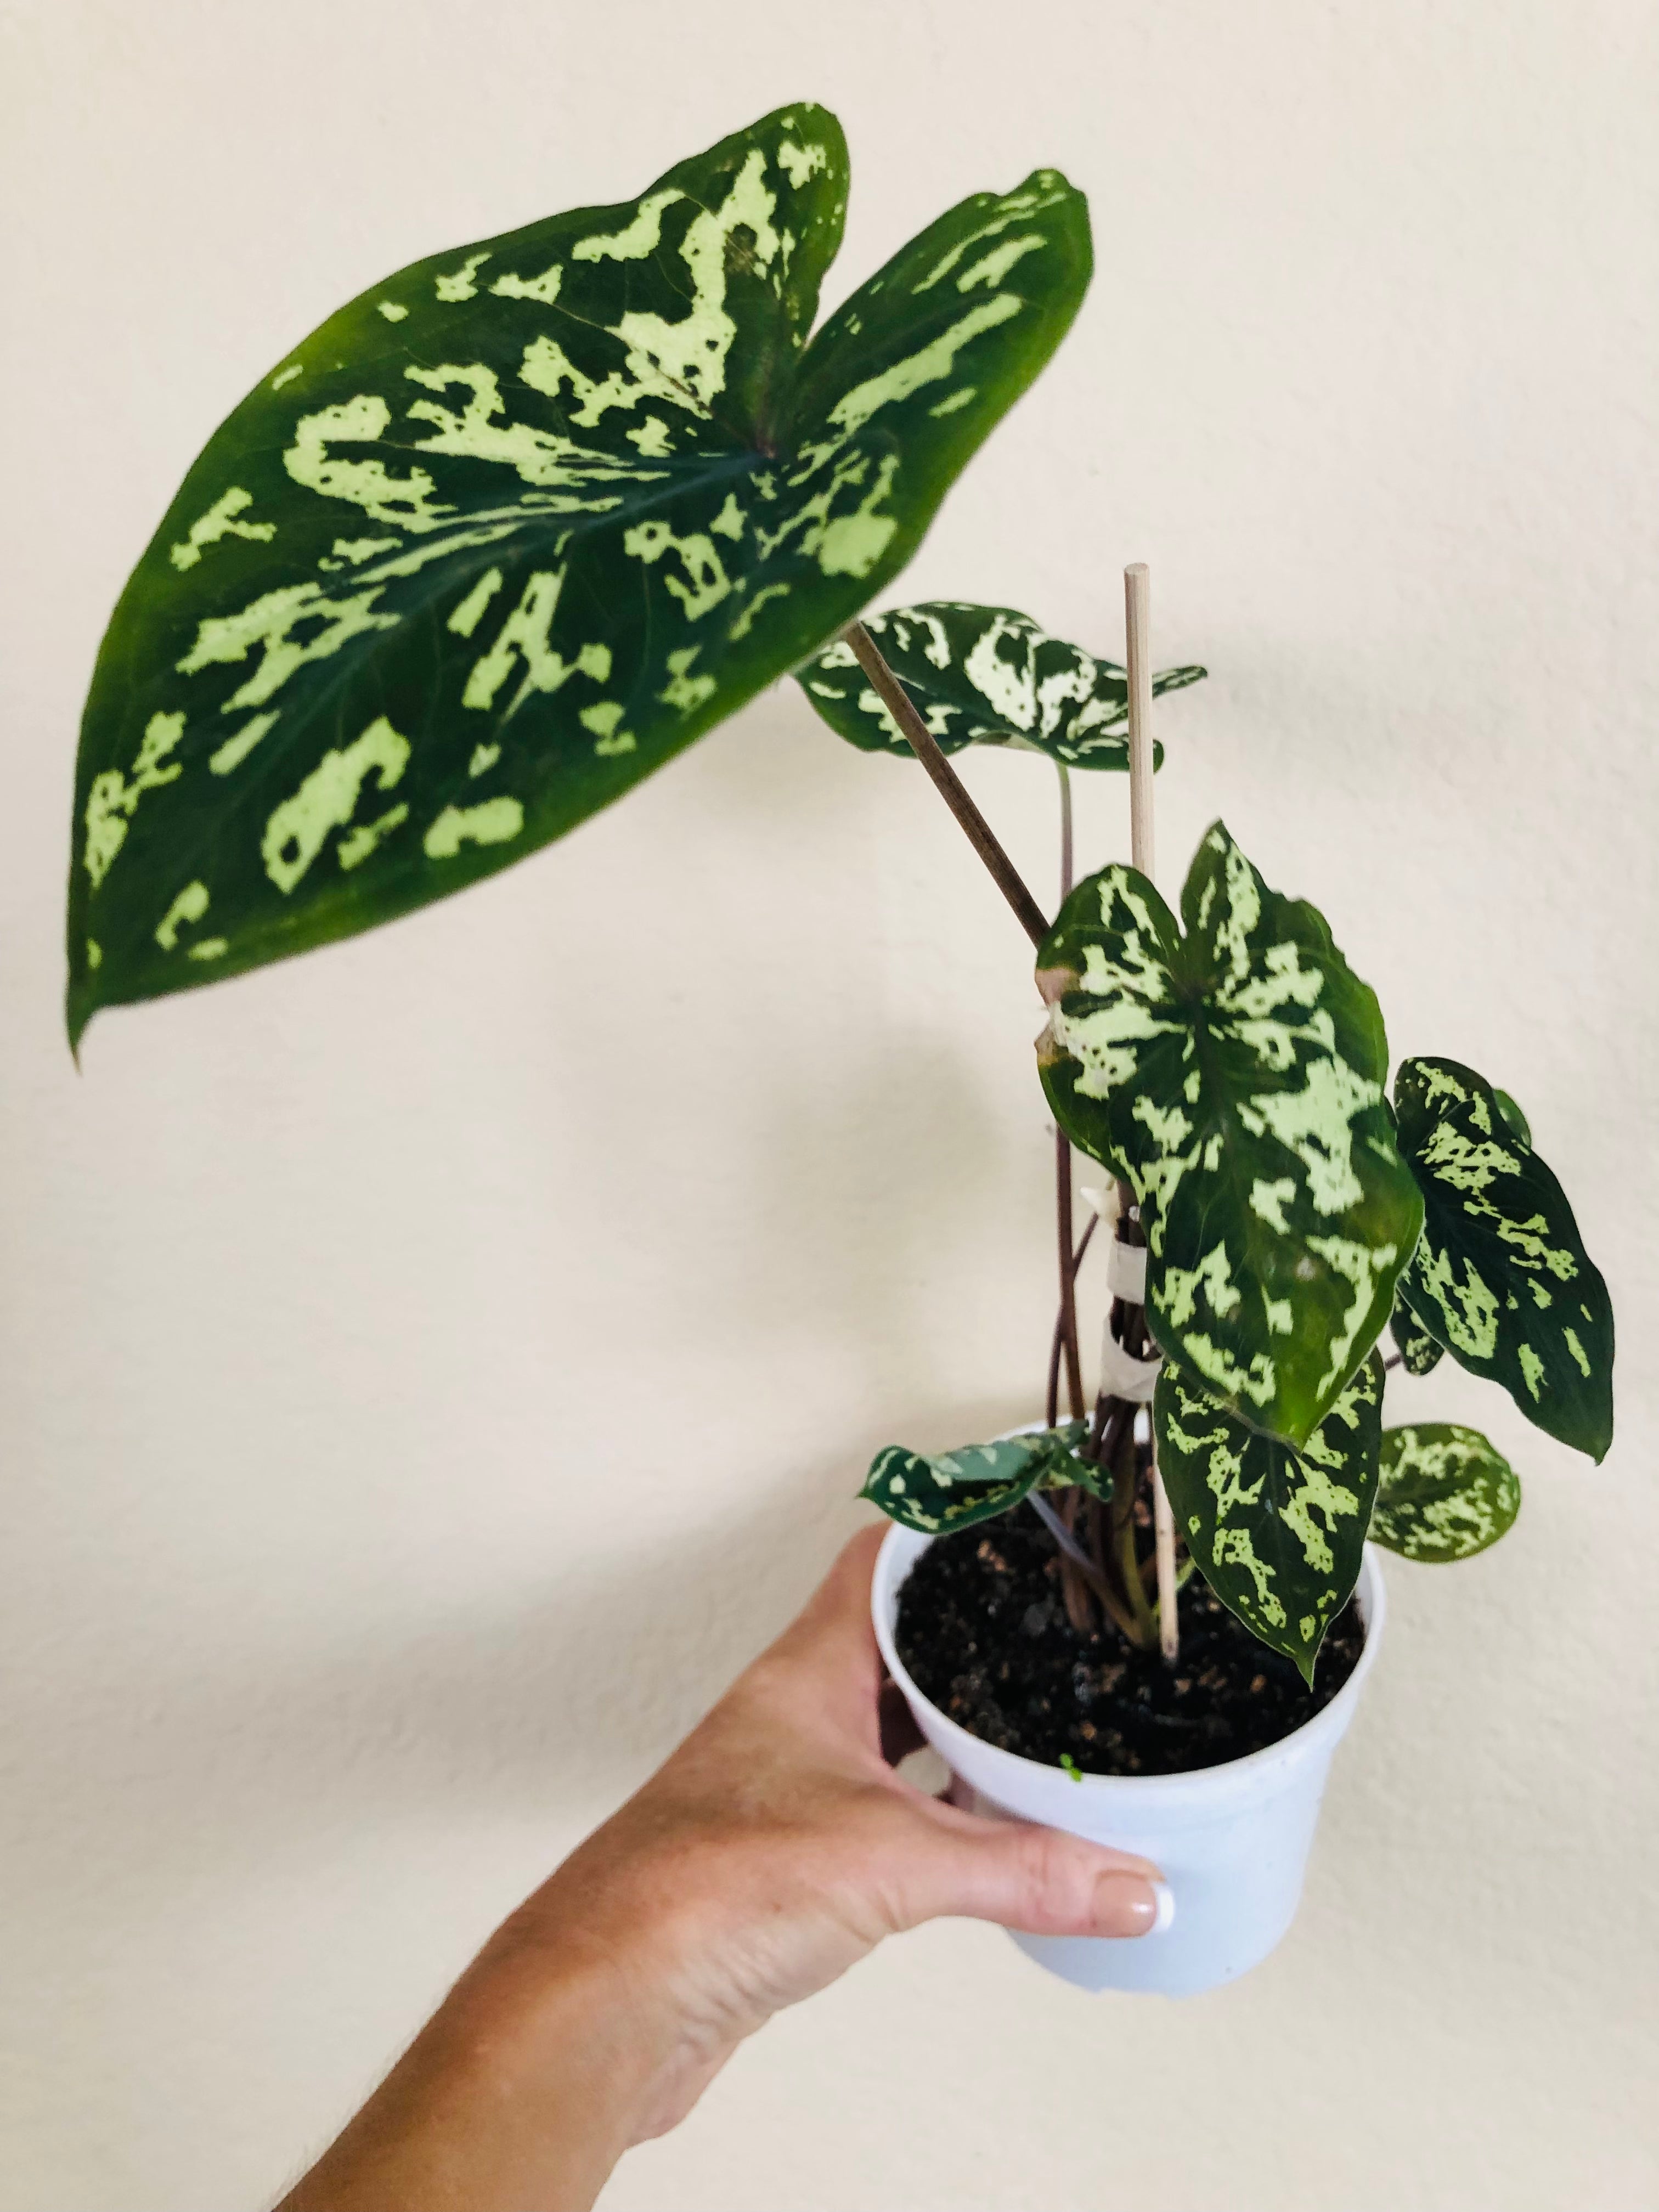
left=277, top=1928, right=666, bottom=2212
left=274, top=1532, right=1163, bottom=2210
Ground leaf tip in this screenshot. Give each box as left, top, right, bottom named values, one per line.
left=65, top=982, right=95, bottom=1065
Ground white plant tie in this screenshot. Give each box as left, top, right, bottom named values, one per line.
left=1105, top=1238, right=1148, bottom=1303
left=1080, top=1183, right=1120, bottom=1228
left=1098, top=1314, right=1163, bottom=1403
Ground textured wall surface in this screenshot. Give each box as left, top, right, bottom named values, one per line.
left=1, top=3, right=1655, bottom=2206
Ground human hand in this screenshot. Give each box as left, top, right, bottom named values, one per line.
left=279, top=1526, right=1166, bottom=2212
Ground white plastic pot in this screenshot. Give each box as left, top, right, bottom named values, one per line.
left=872, top=1523, right=1386, bottom=1998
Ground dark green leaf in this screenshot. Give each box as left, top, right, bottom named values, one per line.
left=1371, top=1422, right=1519, bottom=1562
left=69, top=106, right=1092, bottom=1043
left=1493, top=1087, right=1531, bottom=1146
left=1155, top=1349, right=1385, bottom=1682
left=1391, top=1292, right=1444, bottom=1375
left=794, top=600, right=1204, bottom=765
left=1031, top=1418, right=1108, bottom=1498
left=862, top=1432, right=1049, bottom=1534
left=861, top=1420, right=1091, bottom=1533
left=1037, top=822, right=1423, bottom=1445
left=1393, top=1057, right=1613, bottom=1460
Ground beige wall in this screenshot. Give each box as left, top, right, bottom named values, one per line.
left=2, top=2, right=1656, bottom=2205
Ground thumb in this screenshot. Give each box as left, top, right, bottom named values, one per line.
left=887, top=1797, right=1170, bottom=1940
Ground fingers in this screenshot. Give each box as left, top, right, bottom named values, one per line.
left=886, top=1799, right=1169, bottom=1940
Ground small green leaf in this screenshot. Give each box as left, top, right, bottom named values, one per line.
left=1393, top=1057, right=1613, bottom=1460
left=1391, top=1292, right=1444, bottom=1376
left=68, top=108, right=1093, bottom=1043
left=1032, top=1417, right=1110, bottom=1499
left=794, top=600, right=1204, bottom=766
left=1371, top=1422, right=1519, bottom=1562
left=861, top=1432, right=1049, bottom=1534
left=1037, top=821, right=1423, bottom=1445
left=1058, top=1752, right=1084, bottom=1781
left=1154, top=1349, right=1385, bottom=1683
left=861, top=1421, right=1092, bottom=1534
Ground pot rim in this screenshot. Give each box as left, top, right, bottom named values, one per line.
left=871, top=1518, right=1387, bottom=1798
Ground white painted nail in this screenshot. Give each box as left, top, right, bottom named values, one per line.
left=1149, top=1880, right=1176, bottom=1935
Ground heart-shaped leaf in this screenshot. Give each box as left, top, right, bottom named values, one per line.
left=794, top=600, right=1205, bottom=765
left=1391, top=1291, right=1444, bottom=1376
left=67, top=105, right=1092, bottom=1044
left=1393, top=1057, right=1613, bottom=1460
left=1037, top=821, right=1423, bottom=1444
left=1370, top=1422, right=1519, bottom=1562
left=1154, top=1349, right=1384, bottom=1681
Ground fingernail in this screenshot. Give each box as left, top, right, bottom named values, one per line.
left=1093, top=1872, right=1172, bottom=1937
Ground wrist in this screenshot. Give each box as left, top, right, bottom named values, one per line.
left=450, top=1917, right=676, bottom=2146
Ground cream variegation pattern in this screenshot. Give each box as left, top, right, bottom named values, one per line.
left=861, top=1421, right=1090, bottom=1536
left=1370, top=1422, right=1520, bottom=1562
left=1391, top=1291, right=1444, bottom=1376
left=1154, top=1349, right=1384, bottom=1681
left=1393, top=1057, right=1612, bottom=1460
left=795, top=601, right=1204, bottom=766
left=1037, top=821, right=1423, bottom=1445
left=69, top=106, right=1092, bottom=1042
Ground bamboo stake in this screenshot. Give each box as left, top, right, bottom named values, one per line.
left=1053, top=762, right=1084, bottom=1421
left=1124, top=563, right=1180, bottom=1665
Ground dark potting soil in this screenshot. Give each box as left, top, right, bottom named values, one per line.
left=894, top=1502, right=1364, bottom=1778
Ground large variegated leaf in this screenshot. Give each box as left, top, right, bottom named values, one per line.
left=67, top=106, right=1092, bottom=1044
left=861, top=1421, right=1090, bottom=1534
left=794, top=601, right=1205, bottom=765
left=1393, top=1057, right=1613, bottom=1460
left=1371, top=1423, right=1519, bottom=1562
left=1154, top=1350, right=1384, bottom=1681
left=1037, top=822, right=1423, bottom=1445
left=1391, top=1292, right=1444, bottom=1376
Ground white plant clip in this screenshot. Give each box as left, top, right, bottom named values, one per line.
left=1098, top=1318, right=1163, bottom=1404
left=1105, top=1239, right=1148, bottom=1304
left=1081, top=1183, right=1120, bottom=1228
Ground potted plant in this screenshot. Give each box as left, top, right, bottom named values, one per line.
left=797, top=565, right=1610, bottom=1993
left=65, top=105, right=1613, bottom=2001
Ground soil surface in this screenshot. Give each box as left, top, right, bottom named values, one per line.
left=894, top=1502, right=1364, bottom=1777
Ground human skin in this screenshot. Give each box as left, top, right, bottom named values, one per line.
left=276, top=1526, right=1166, bottom=2211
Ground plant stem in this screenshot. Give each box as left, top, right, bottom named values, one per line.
left=1054, top=1141, right=1085, bottom=1421
left=1046, top=1214, right=1099, bottom=1424
left=842, top=622, right=1051, bottom=949
left=1028, top=1491, right=1139, bottom=1639
left=1111, top=1420, right=1159, bottom=1649
left=1057, top=1486, right=1093, bottom=1632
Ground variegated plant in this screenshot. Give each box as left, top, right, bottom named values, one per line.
left=872, top=814, right=1613, bottom=1680
left=67, top=100, right=1617, bottom=1719
left=67, top=104, right=1091, bottom=1045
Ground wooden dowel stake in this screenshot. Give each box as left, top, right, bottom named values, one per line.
left=1124, top=563, right=1181, bottom=1665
